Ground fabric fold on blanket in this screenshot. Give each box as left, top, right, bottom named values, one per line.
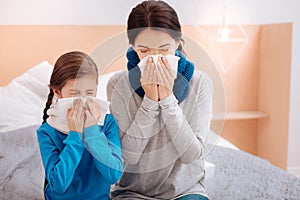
left=205, top=145, right=300, bottom=200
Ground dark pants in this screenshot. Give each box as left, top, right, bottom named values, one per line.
left=176, top=194, right=209, bottom=200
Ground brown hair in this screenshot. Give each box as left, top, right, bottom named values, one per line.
left=127, top=0, right=184, bottom=51
left=42, top=51, right=98, bottom=123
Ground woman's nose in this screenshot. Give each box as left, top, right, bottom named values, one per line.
left=150, top=48, right=159, bottom=55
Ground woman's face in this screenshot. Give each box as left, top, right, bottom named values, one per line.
left=53, top=75, right=98, bottom=99
left=133, top=28, right=179, bottom=60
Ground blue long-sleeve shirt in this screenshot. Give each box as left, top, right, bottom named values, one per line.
left=36, top=114, right=122, bottom=200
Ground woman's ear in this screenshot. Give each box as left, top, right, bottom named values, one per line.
left=176, top=39, right=184, bottom=51
left=176, top=40, right=180, bottom=49
left=131, top=45, right=137, bottom=52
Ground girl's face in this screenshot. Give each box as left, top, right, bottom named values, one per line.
left=53, top=75, right=97, bottom=99
left=133, top=28, right=179, bottom=60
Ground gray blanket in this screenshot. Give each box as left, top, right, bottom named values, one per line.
left=205, top=145, right=300, bottom=200
left=1, top=125, right=300, bottom=199
left=0, top=125, right=44, bottom=200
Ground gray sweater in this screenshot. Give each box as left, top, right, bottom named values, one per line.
left=107, top=70, right=212, bottom=200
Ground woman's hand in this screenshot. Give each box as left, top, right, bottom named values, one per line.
left=67, top=99, right=85, bottom=133
left=140, top=57, right=159, bottom=101
left=84, top=98, right=101, bottom=128
left=157, top=57, right=175, bottom=100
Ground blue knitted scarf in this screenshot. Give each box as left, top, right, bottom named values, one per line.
left=127, top=47, right=194, bottom=103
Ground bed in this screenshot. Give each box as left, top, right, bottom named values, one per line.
left=0, top=61, right=300, bottom=200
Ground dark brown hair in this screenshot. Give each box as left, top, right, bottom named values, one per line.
left=42, top=51, right=98, bottom=123
left=127, top=0, right=184, bottom=51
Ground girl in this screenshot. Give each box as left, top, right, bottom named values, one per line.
left=107, top=1, right=212, bottom=200
left=37, top=51, right=122, bottom=200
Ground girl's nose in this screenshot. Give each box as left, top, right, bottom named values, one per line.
left=81, top=94, right=87, bottom=98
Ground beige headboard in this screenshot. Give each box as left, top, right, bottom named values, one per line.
left=0, top=25, right=128, bottom=86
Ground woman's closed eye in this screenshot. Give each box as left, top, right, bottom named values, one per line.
left=140, top=49, right=149, bottom=53
left=160, top=49, right=169, bottom=52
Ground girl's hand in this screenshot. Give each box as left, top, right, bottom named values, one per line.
left=157, top=57, right=175, bottom=100
left=84, top=98, right=101, bottom=128
left=68, top=99, right=85, bottom=133
left=140, top=57, right=159, bottom=101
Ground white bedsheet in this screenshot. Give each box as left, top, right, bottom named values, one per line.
left=207, top=130, right=239, bottom=150
left=204, top=130, right=239, bottom=180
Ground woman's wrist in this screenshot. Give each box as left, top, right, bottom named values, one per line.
left=142, top=95, right=160, bottom=111
left=158, top=89, right=172, bottom=101
left=145, top=93, right=158, bottom=101
left=158, top=93, right=178, bottom=109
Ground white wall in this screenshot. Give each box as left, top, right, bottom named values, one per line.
left=287, top=14, right=300, bottom=177
left=0, top=0, right=299, bottom=176
left=0, top=0, right=140, bottom=25
left=0, top=0, right=298, bottom=25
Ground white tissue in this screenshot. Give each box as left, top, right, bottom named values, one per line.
left=47, top=96, right=110, bottom=134
left=137, top=54, right=180, bottom=77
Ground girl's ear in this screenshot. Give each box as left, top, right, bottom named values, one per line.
left=52, top=89, right=61, bottom=98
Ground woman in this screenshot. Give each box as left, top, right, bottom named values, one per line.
left=107, top=1, right=212, bottom=199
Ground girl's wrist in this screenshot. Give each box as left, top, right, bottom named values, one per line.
left=69, top=128, right=83, bottom=133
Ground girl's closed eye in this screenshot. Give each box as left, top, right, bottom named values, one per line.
left=69, top=91, right=80, bottom=96
left=87, top=90, right=96, bottom=95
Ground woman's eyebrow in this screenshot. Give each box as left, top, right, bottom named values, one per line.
left=136, top=45, right=150, bottom=48
left=158, top=43, right=171, bottom=48
left=136, top=43, right=171, bottom=48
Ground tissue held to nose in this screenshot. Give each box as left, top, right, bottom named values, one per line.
left=47, top=96, right=110, bottom=134
left=138, top=54, right=180, bottom=76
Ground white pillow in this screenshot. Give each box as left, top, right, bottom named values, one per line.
left=0, top=62, right=120, bottom=132
left=0, top=61, right=53, bottom=132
